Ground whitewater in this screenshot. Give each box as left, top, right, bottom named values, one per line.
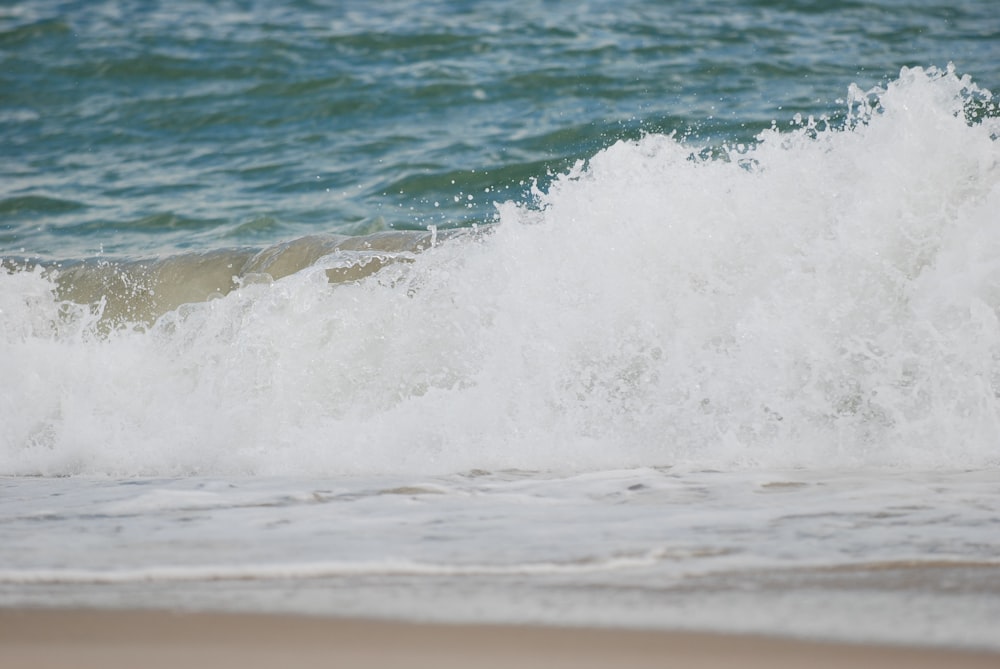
left=2, top=65, right=998, bottom=477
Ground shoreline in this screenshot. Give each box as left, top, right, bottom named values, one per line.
left=2, top=608, right=999, bottom=669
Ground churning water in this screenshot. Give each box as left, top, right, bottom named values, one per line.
left=2, top=0, right=999, bottom=650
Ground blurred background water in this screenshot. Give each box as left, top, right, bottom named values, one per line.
left=3, top=0, right=997, bottom=258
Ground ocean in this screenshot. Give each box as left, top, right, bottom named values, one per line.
left=2, top=0, right=999, bottom=650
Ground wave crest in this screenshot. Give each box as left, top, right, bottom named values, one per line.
left=2, top=66, right=998, bottom=476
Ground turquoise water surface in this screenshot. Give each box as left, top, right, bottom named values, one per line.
left=3, top=0, right=997, bottom=258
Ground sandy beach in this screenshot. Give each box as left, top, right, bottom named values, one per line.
left=2, top=609, right=998, bottom=669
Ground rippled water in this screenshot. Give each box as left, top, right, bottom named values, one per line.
left=3, top=0, right=997, bottom=257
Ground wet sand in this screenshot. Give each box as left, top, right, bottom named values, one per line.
left=2, top=608, right=998, bottom=669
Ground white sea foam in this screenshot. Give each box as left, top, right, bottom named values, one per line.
left=0, top=550, right=677, bottom=585
left=2, top=66, right=998, bottom=476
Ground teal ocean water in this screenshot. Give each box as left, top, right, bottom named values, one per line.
left=2, top=0, right=1000, bottom=650
left=3, top=0, right=997, bottom=258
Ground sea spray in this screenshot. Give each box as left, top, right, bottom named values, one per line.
left=1, top=66, right=998, bottom=476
